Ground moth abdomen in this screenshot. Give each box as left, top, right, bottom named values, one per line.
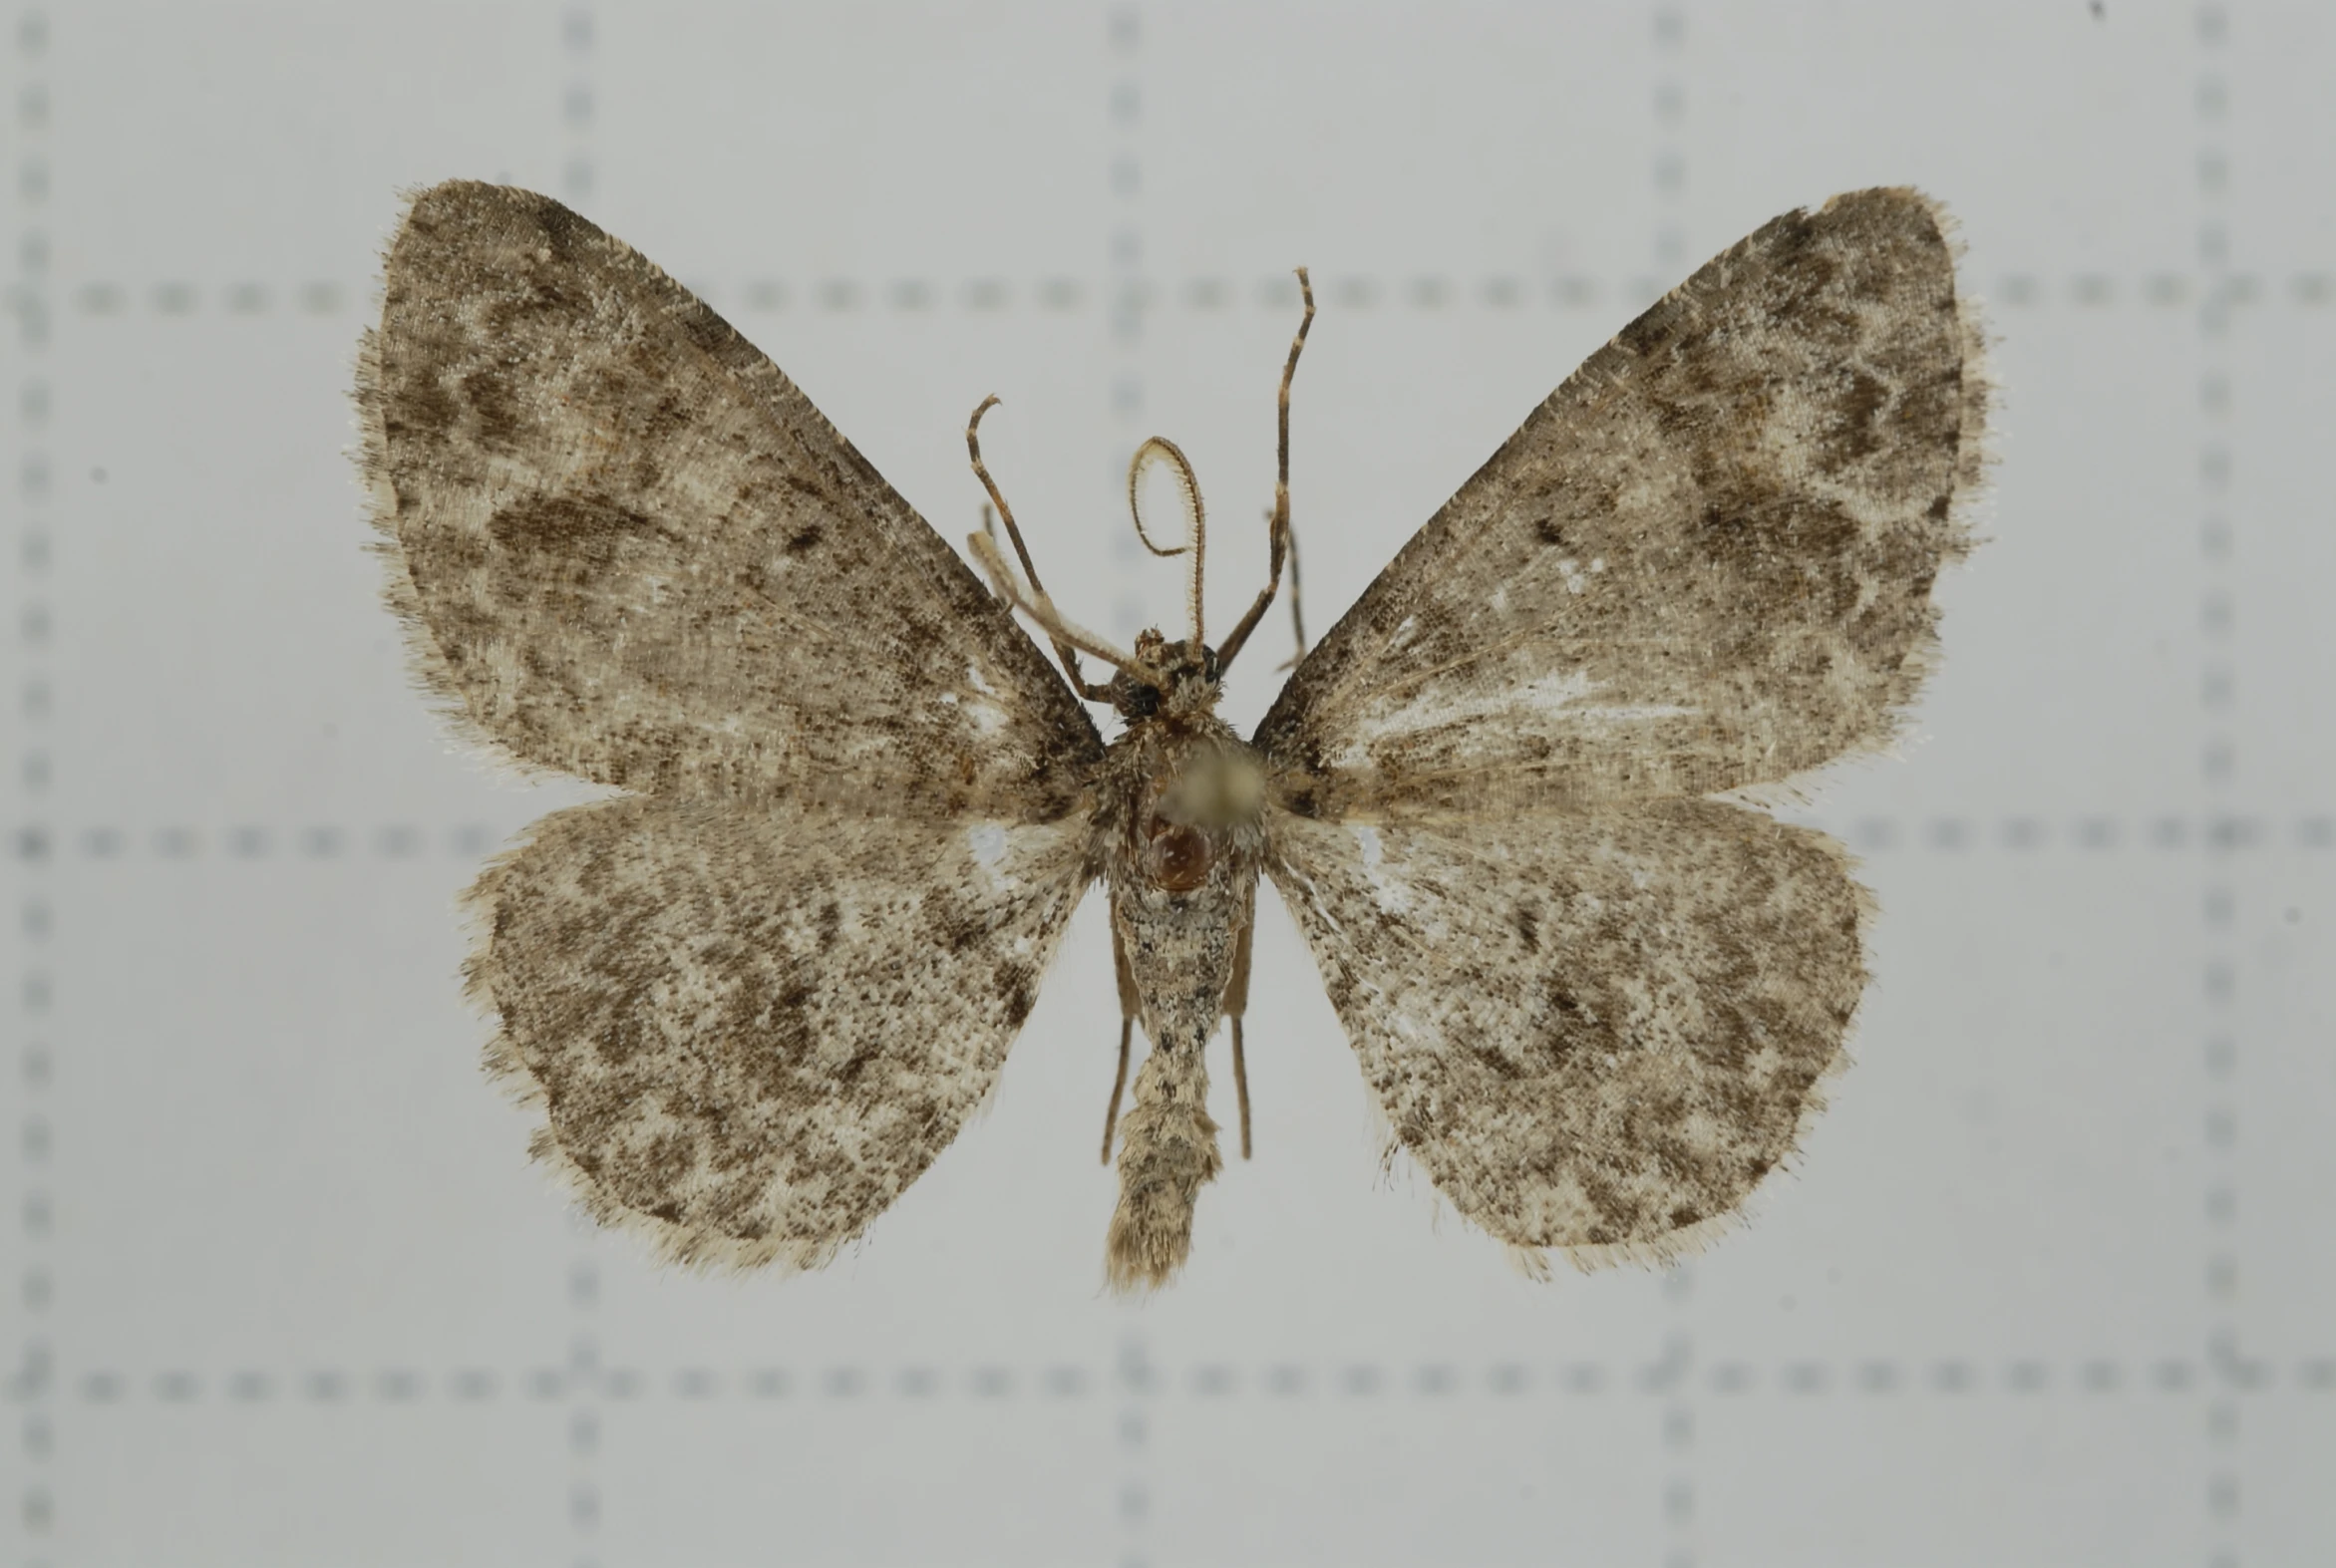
left=1104, top=1040, right=1222, bottom=1293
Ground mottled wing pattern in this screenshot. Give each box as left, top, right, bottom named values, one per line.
left=1256, top=187, right=1986, bottom=820
left=470, top=795, right=1093, bottom=1269
left=357, top=179, right=1101, bottom=816
left=1266, top=802, right=1865, bottom=1260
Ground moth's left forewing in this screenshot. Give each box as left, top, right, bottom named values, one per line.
left=1257, top=187, right=1988, bottom=822
left=1260, top=800, right=1867, bottom=1266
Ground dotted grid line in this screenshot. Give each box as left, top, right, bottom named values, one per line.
left=1105, top=9, right=1148, bottom=1565
left=16, top=815, right=2333, bottom=864
left=9, top=12, right=56, bottom=1565
left=2194, top=11, right=2248, bottom=1568
left=32, top=271, right=2336, bottom=320
left=1651, top=15, right=1694, bottom=1568
left=557, top=12, right=601, bottom=1567
left=42, top=1353, right=2336, bottom=1407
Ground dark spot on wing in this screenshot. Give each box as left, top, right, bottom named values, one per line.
left=674, top=299, right=746, bottom=361
left=1758, top=206, right=1819, bottom=267
left=731, top=980, right=817, bottom=1106
left=783, top=524, right=825, bottom=557
left=632, top=389, right=692, bottom=458
left=1570, top=1165, right=1634, bottom=1242
left=1821, top=368, right=1889, bottom=470
left=999, top=971, right=1035, bottom=1029
left=1532, top=517, right=1568, bottom=549
left=379, top=376, right=457, bottom=447
left=622, top=1130, right=699, bottom=1211
left=523, top=190, right=594, bottom=257
left=1467, top=1044, right=1524, bottom=1080
left=1691, top=483, right=1860, bottom=615
left=592, top=1015, right=649, bottom=1068
left=457, top=369, right=522, bottom=452
left=701, top=1176, right=769, bottom=1236
left=489, top=492, right=667, bottom=571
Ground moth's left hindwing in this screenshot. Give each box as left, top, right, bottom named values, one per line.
left=358, top=180, right=1102, bottom=817
left=471, top=796, right=1092, bottom=1270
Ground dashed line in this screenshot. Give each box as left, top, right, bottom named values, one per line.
left=37, top=270, right=2331, bottom=318
left=12, top=8, right=56, bottom=1559
left=31, top=1354, right=2336, bottom=1407
left=14, top=815, right=2331, bottom=862
left=2194, top=8, right=2242, bottom=1568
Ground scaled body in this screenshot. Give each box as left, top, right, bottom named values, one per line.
left=1088, top=648, right=1265, bottom=1287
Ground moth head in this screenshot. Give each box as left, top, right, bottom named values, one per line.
left=1110, top=631, right=1220, bottom=721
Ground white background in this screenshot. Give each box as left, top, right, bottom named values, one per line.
left=3, top=2, right=2332, bottom=1565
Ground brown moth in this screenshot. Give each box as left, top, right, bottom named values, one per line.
left=356, top=181, right=1985, bottom=1291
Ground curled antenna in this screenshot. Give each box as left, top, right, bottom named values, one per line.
left=1126, top=436, right=1206, bottom=652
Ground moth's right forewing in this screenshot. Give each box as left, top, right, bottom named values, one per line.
left=470, top=795, right=1093, bottom=1271
left=1257, top=187, right=1987, bottom=819
left=357, top=180, right=1101, bottom=817
left=1263, top=801, right=1866, bottom=1264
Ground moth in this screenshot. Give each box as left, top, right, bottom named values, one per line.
left=357, top=181, right=1985, bottom=1290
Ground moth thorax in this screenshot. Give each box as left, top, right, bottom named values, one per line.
left=1142, top=818, right=1216, bottom=893
left=1131, top=739, right=1263, bottom=893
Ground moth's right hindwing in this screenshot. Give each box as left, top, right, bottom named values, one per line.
left=470, top=796, right=1093, bottom=1271
left=358, top=179, right=1101, bottom=818
left=1264, top=801, right=1866, bottom=1264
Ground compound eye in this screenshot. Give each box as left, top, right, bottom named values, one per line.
left=1143, top=820, right=1215, bottom=892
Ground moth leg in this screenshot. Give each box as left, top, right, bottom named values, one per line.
left=1102, top=921, right=1141, bottom=1163
left=1215, top=265, right=1315, bottom=673
left=1221, top=914, right=1255, bottom=1160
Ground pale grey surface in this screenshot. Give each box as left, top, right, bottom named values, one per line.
left=2, top=2, right=2331, bottom=1565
